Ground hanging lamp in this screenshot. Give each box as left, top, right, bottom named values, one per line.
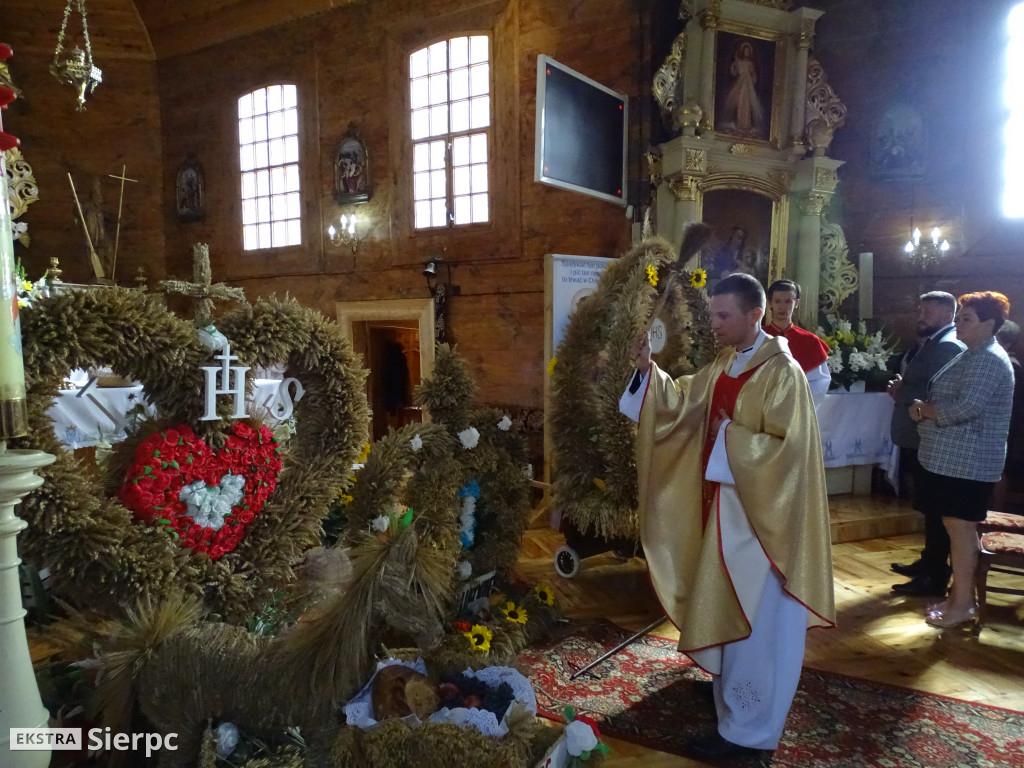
left=50, top=0, right=102, bottom=110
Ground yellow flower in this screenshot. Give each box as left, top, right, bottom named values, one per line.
left=21, top=280, right=33, bottom=292
left=593, top=477, right=606, bottom=491
left=464, top=623, right=493, bottom=652
left=502, top=601, right=528, bottom=624
left=689, top=268, right=707, bottom=288
left=355, top=442, right=371, bottom=464
left=534, top=584, right=556, bottom=606
left=17, top=298, right=28, bottom=308
left=645, top=264, right=659, bottom=287
left=337, top=492, right=353, bottom=505
left=547, top=357, right=557, bottom=375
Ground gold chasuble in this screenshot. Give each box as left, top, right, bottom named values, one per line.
left=635, top=336, right=835, bottom=654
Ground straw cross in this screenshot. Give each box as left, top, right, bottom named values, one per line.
left=161, top=242, right=245, bottom=328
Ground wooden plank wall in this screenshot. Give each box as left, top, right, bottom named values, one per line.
left=154, top=0, right=641, bottom=411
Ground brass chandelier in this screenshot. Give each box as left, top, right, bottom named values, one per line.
left=50, top=0, right=102, bottom=110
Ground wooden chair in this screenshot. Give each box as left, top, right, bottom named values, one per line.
left=975, top=531, right=1024, bottom=630
left=978, top=510, right=1024, bottom=534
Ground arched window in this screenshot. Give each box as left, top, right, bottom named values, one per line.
left=1005, top=2, right=1024, bottom=217
left=410, top=36, right=491, bottom=229
left=238, top=84, right=301, bottom=250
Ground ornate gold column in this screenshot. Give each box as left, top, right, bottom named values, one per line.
left=790, top=158, right=842, bottom=328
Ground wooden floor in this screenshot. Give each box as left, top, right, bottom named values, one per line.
left=515, top=493, right=1024, bottom=767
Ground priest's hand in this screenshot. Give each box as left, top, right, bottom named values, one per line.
left=631, top=333, right=652, bottom=374
left=887, top=373, right=902, bottom=399
left=709, top=408, right=729, bottom=439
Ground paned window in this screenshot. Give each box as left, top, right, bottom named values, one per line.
left=410, top=36, right=491, bottom=229
left=1005, top=3, right=1024, bottom=217
left=238, top=84, right=301, bottom=249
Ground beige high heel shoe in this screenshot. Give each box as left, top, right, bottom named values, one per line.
left=925, top=603, right=979, bottom=632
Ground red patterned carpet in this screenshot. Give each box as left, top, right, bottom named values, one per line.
left=518, top=622, right=1024, bottom=767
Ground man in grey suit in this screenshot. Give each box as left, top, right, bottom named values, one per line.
left=888, top=291, right=966, bottom=596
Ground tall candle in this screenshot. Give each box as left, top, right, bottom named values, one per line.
left=0, top=106, right=29, bottom=438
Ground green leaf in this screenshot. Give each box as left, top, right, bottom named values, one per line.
left=143, top=466, right=153, bottom=476
left=563, top=705, right=576, bottom=722
left=170, top=460, right=180, bottom=470
left=399, top=508, right=413, bottom=530
left=153, top=449, right=161, bottom=457
left=595, top=744, right=610, bottom=755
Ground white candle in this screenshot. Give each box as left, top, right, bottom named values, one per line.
left=0, top=147, right=29, bottom=438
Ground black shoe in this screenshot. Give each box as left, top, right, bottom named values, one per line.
left=694, top=678, right=715, bottom=702
left=891, top=559, right=925, bottom=577
left=688, top=731, right=749, bottom=759
left=891, top=574, right=949, bottom=597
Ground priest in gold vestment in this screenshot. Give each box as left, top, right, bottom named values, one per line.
left=619, top=273, right=834, bottom=759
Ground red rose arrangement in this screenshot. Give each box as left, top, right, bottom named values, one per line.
left=119, top=422, right=282, bottom=559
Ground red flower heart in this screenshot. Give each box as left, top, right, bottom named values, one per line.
left=119, top=422, right=282, bottom=559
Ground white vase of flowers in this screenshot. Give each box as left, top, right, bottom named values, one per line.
left=816, top=314, right=897, bottom=392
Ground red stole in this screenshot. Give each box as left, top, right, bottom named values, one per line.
left=700, top=366, right=758, bottom=528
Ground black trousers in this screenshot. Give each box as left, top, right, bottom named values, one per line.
left=902, top=447, right=951, bottom=580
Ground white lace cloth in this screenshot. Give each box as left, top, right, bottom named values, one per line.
left=343, top=659, right=537, bottom=738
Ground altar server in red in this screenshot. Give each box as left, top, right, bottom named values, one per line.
left=619, top=273, right=835, bottom=760
left=763, top=279, right=831, bottom=406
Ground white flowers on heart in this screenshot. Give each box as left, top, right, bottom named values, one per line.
left=179, top=473, right=246, bottom=530
left=214, top=722, right=239, bottom=758
left=565, top=719, right=599, bottom=756
left=371, top=515, right=390, bottom=533
left=497, top=415, right=512, bottom=431
left=410, top=434, right=423, bottom=452
left=458, top=426, right=480, bottom=449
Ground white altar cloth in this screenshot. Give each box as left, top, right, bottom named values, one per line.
left=816, top=392, right=894, bottom=469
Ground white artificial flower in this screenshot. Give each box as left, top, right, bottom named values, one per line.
left=410, top=434, right=423, bottom=452
left=372, top=515, right=390, bottom=533
left=214, top=722, right=239, bottom=758
left=836, top=318, right=852, bottom=335
left=179, top=474, right=246, bottom=530
left=848, top=351, right=871, bottom=372
left=459, top=560, right=472, bottom=580
left=458, top=426, right=480, bottom=450
left=565, top=719, right=599, bottom=756
left=826, top=353, right=844, bottom=374
left=858, top=320, right=868, bottom=335
left=497, top=415, right=512, bottom=431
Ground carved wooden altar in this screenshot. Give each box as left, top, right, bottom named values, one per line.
left=652, top=0, right=851, bottom=327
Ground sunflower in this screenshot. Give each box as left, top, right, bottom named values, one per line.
left=534, top=584, right=556, bottom=606
left=547, top=357, right=558, bottom=375
left=688, top=268, right=707, bottom=288
left=355, top=442, right=372, bottom=464
left=464, top=623, right=493, bottom=652
left=645, top=264, right=659, bottom=287
left=501, top=601, right=528, bottom=624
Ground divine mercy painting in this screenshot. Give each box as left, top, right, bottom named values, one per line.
left=714, top=32, right=776, bottom=141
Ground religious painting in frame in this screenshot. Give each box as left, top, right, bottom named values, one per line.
left=700, top=188, right=775, bottom=290
left=334, top=126, right=371, bottom=205
left=175, top=156, right=205, bottom=222
left=713, top=31, right=777, bottom=142
left=870, top=104, right=927, bottom=180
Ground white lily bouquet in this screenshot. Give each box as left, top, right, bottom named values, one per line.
left=816, top=313, right=897, bottom=391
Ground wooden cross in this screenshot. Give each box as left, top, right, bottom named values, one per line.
left=161, top=242, right=246, bottom=328
left=108, top=165, right=138, bottom=282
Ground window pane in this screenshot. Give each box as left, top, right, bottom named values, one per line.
left=253, top=88, right=267, bottom=115
left=270, top=167, right=285, bottom=193
left=242, top=199, right=257, bottom=225
left=453, top=166, right=470, bottom=195
left=470, top=132, right=488, bottom=163
left=450, top=100, right=469, bottom=133
left=411, top=109, right=430, bottom=140
left=450, top=68, right=469, bottom=101
left=287, top=192, right=301, bottom=218
left=240, top=145, right=255, bottom=172
left=411, top=77, right=429, bottom=110
left=282, top=84, right=297, bottom=109
left=429, top=140, right=446, bottom=169
left=267, top=85, right=282, bottom=112
left=268, top=111, right=284, bottom=139
left=429, top=104, right=448, bottom=136
left=415, top=200, right=431, bottom=229
left=273, top=220, right=288, bottom=247
left=428, top=41, right=447, bottom=73
left=241, top=172, right=256, bottom=199
left=239, top=118, right=253, bottom=144
left=254, top=141, right=269, bottom=169
left=238, top=94, right=253, bottom=119
left=414, top=171, right=431, bottom=200
left=431, top=199, right=447, bottom=227
left=244, top=224, right=258, bottom=250
left=284, top=108, right=297, bottom=135
left=470, top=63, right=489, bottom=96
left=256, top=170, right=270, bottom=197
left=272, top=194, right=287, bottom=220
left=429, top=73, right=448, bottom=105
left=470, top=96, right=490, bottom=128
left=269, top=139, right=286, bottom=166
left=414, top=142, right=430, bottom=172
left=253, top=115, right=268, bottom=142
left=285, top=136, right=299, bottom=163
left=258, top=223, right=272, bottom=248
left=453, top=195, right=471, bottom=225
left=452, top=136, right=469, bottom=166
left=286, top=165, right=300, bottom=192
left=288, top=219, right=301, bottom=245
left=257, top=197, right=270, bottom=223
left=472, top=192, right=488, bottom=223
left=430, top=169, right=446, bottom=197
left=471, top=163, right=488, bottom=192
left=470, top=35, right=489, bottom=64
left=449, top=36, right=469, bottom=69
left=410, top=48, right=429, bottom=78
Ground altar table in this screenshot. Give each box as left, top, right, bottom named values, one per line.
left=816, top=392, right=896, bottom=495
